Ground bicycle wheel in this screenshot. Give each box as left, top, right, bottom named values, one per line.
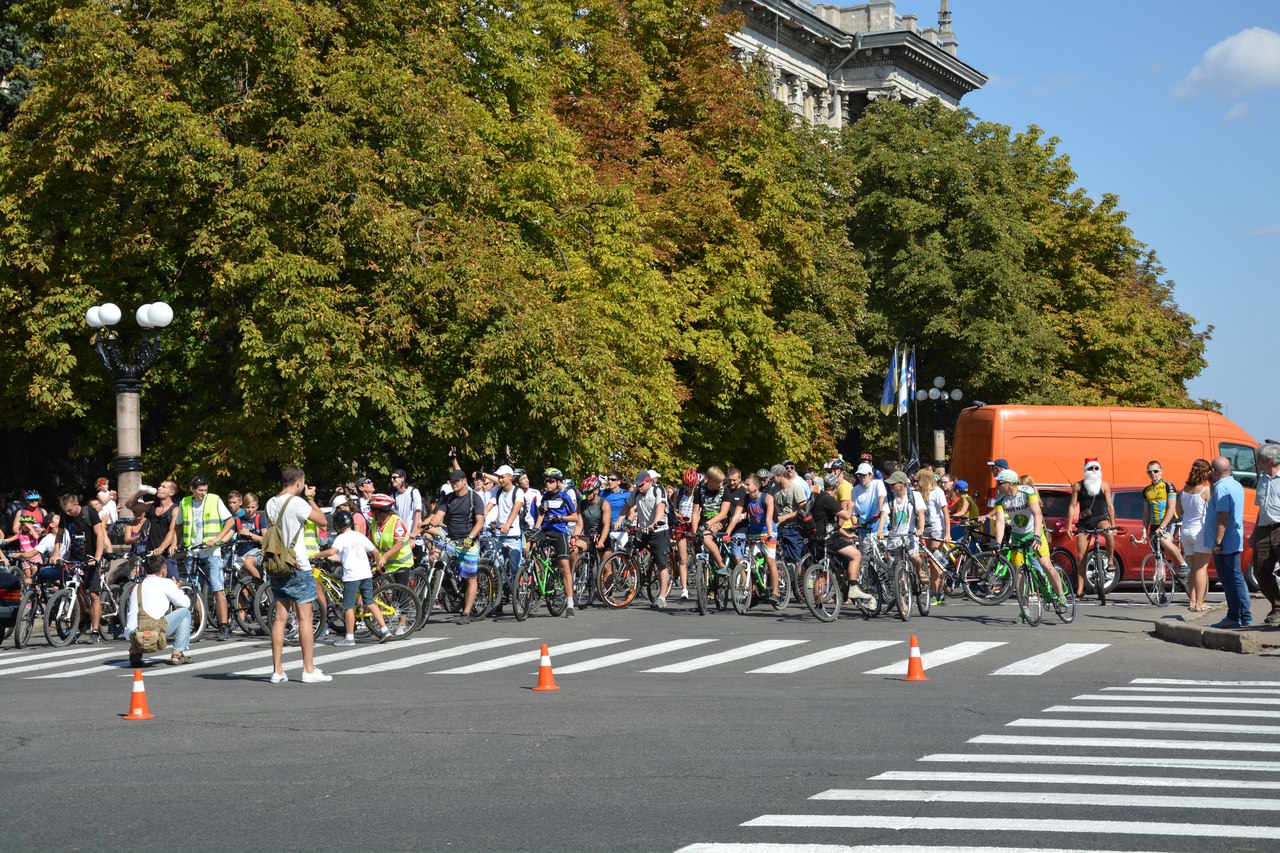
left=1049, top=548, right=1077, bottom=598
left=571, top=552, right=596, bottom=609
left=1016, top=567, right=1043, bottom=626
left=368, top=583, right=420, bottom=639
left=968, top=552, right=1015, bottom=605
left=640, top=554, right=660, bottom=603
left=916, top=572, right=931, bottom=617
left=598, top=554, right=637, bottom=609
left=691, top=557, right=708, bottom=615
left=545, top=562, right=568, bottom=616
left=893, top=561, right=913, bottom=622
left=511, top=566, right=535, bottom=621
left=43, top=588, right=80, bottom=647
left=857, top=566, right=884, bottom=618
left=14, top=587, right=40, bottom=648
left=730, top=563, right=753, bottom=614
left=233, top=578, right=263, bottom=635
left=253, top=581, right=274, bottom=633
left=472, top=562, right=500, bottom=620
left=1085, top=551, right=1108, bottom=606
left=1141, top=552, right=1170, bottom=605
left=713, top=565, right=731, bottom=611
left=775, top=564, right=792, bottom=609
left=803, top=562, right=840, bottom=623
left=183, top=583, right=208, bottom=642
left=1055, top=570, right=1076, bottom=623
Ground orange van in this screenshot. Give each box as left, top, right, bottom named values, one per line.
left=952, top=404, right=1261, bottom=513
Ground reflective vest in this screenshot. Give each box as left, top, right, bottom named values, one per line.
left=179, top=495, right=225, bottom=548
left=373, top=514, right=413, bottom=572
left=304, top=520, right=323, bottom=558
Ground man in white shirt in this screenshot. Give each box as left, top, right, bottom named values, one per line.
left=390, top=469, right=424, bottom=538
left=125, top=554, right=193, bottom=668
left=265, top=466, right=333, bottom=684
left=486, top=465, right=525, bottom=604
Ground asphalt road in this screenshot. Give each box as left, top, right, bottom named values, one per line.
left=3, top=588, right=1278, bottom=853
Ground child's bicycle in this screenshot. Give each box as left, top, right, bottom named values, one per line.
left=312, top=561, right=420, bottom=640
left=511, top=532, right=568, bottom=620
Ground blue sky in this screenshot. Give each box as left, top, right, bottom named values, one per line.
left=947, top=0, right=1278, bottom=443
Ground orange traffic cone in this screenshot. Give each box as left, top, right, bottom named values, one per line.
left=123, top=668, right=155, bottom=720
left=532, top=643, right=560, bottom=692
left=904, top=635, right=929, bottom=682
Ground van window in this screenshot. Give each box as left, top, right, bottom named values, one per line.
left=1113, top=491, right=1145, bottom=522
left=1040, top=492, right=1071, bottom=520
left=1220, top=443, right=1258, bottom=489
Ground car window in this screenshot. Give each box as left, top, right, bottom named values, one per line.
left=1220, top=443, right=1258, bottom=489
left=1040, top=492, right=1070, bottom=520
left=1113, top=491, right=1144, bottom=521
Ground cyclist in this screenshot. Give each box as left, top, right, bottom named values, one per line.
left=424, top=470, right=486, bottom=623
left=1067, top=457, right=1116, bottom=599
left=601, top=471, right=632, bottom=564
left=992, top=469, right=1067, bottom=608
left=943, top=476, right=978, bottom=541
left=691, top=467, right=731, bottom=579
left=772, top=464, right=808, bottom=569
left=369, top=493, right=413, bottom=586
left=10, top=490, right=47, bottom=540
left=58, top=492, right=108, bottom=642
left=809, top=473, right=861, bottom=600
left=390, top=469, right=424, bottom=540
left=741, top=473, right=781, bottom=602
left=534, top=468, right=580, bottom=617
left=486, top=464, right=526, bottom=602
left=173, top=475, right=236, bottom=641
left=877, top=471, right=926, bottom=593
left=916, top=470, right=951, bottom=605
left=623, top=470, right=672, bottom=607
left=669, top=468, right=699, bottom=600
left=1137, top=459, right=1189, bottom=585
left=722, top=467, right=749, bottom=561
left=572, top=475, right=609, bottom=566
left=235, top=492, right=266, bottom=579
left=312, top=509, right=392, bottom=646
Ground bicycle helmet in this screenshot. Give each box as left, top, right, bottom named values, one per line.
left=581, top=475, right=601, bottom=492
left=824, top=457, right=844, bottom=471
left=332, top=509, right=354, bottom=530
left=823, top=472, right=841, bottom=490
left=544, top=468, right=564, bottom=481
left=682, top=467, right=699, bottom=488
left=23, top=490, right=40, bottom=501
left=369, top=493, right=395, bottom=510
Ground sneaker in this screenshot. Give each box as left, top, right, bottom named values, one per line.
left=932, top=594, right=946, bottom=606
left=767, top=592, right=781, bottom=606
left=460, top=613, right=471, bottom=625
left=1211, top=617, right=1241, bottom=629
left=1265, top=609, right=1280, bottom=626
left=333, top=637, right=356, bottom=647
left=318, top=625, right=331, bottom=639
left=81, top=631, right=103, bottom=645
left=715, top=567, right=729, bottom=578
left=269, top=672, right=288, bottom=684
left=301, top=668, right=333, bottom=684
left=378, top=626, right=392, bottom=643
left=565, top=606, right=575, bottom=618
left=846, top=584, right=874, bottom=603
left=655, top=596, right=667, bottom=608
left=680, top=588, right=689, bottom=600
left=1054, top=602, right=1068, bottom=614
left=217, top=624, right=231, bottom=641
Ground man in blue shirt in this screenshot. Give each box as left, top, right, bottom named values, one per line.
left=1205, top=456, right=1250, bottom=628
left=535, top=468, right=580, bottom=618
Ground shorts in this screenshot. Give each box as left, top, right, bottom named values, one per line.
left=609, top=529, right=630, bottom=550
left=269, top=568, right=317, bottom=605
left=639, top=529, right=671, bottom=570
left=342, top=577, right=375, bottom=610
left=83, top=563, right=103, bottom=594
left=538, top=530, right=572, bottom=562
left=185, top=551, right=226, bottom=593
left=447, top=539, right=480, bottom=579
left=1077, top=516, right=1109, bottom=534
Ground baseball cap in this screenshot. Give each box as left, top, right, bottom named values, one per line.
left=634, top=471, right=652, bottom=486
left=855, top=462, right=874, bottom=476
left=955, top=479, right=968, bottom=492
left=769, top=464, right=788, bottom=478
left=356, top=476, right=374, bottom=487
left=782, top=459, right=796, bottom=468
left=987, top=458, right=1009, bottom=469
left=448, top=470, right=468, bottom=482
left=996, top=469, right=1019, bottom=484
left=647, top=469, right=661, bottom=482
left=494, top=464, right=515, bottom=477
left=886, top=471, right=910, bottom=485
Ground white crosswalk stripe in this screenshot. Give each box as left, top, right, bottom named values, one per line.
left=809, top=788, right=1280, bottom=811
left=37, top=641, right=272, bottom=678
left=1046, top=704, right=1280, bottom=718
left=679, top=846, right=1174, bottom=853
left=921, top=752, right=1280, bottom=773
left=864, top=641, right=1006, bottom=675
left=432, top=638, right=627, bottom=674
left=339, top=637, right=530, bottom=675
left=1072, top=692, right=1280, bottom=705
left=644, top=640, right=808, bottom=673
left=554, top=639, right=716, bottom=674
left=738, top=815, right=1280, bottom=839
left=748, top=640, right=901, bottom=673
left=1007, top=717, right=1280, bottom=736
left=988, top=643, right=1108, bottom=675
left=871, top=769, right=1280, bottom=790
left=237, top=637, right=446, bottom=675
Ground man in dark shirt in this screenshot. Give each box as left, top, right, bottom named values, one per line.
left=59, top=492, right=107, bottom=642
left=425, top=470, right=486, bottom=622
left=692, top=466, right=731, bottom=577
left=722, top=467, right=749, bottom=561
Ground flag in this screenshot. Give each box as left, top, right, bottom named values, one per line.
left=880, top=346, right=898, bottom=415
left=896, top=346, right=912, bottom=417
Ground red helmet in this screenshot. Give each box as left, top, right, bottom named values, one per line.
left=369, top=493, right=395, bottom=510
left=682, top=468, right=699, bottom=488
left=581, top=475, right=601, bottom=492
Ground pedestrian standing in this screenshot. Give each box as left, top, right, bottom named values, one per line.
left=1177, top=459, right=1212, bottom=613
left=1206, top=456, right=1251, bottom=628
left=1251, top=443, right=1280, bottom=625
left=265, top=466, right=332, bottom=683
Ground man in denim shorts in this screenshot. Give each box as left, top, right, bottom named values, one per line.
left=265, top=466, right=333, bottom=684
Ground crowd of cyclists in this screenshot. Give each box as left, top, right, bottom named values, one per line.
left=0, top=449, right=1223, bottom=654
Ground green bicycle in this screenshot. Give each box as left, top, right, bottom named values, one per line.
left=512, top=534, right=568, bottom=620
left=1000, top=539, right=1076, bottom=626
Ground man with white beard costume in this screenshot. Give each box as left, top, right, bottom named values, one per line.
left=1068, top=457, right=1117, bottom=600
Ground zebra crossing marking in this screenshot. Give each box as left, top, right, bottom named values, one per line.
left=920, top=752, right=1280, bottom=773
left=737, top=815, right=1280, bottom=839
left=748, top=640, right=901, bottom=674
left=554, top=639, right=716, bottom=674
left=864, top=641, right=1005, bottom=675
left=809, top=788, right=1280, bottom=811
left=872, top=769, right=1280, bottom=790
left=237, top=636, right=445, bottom=675
left=989, top=643, right=1108, bottom=675
left=339, top=637, right=530, bottom=675
left=432, top=638, right=627, bottom=674
left=644, top=640, right=809, bottom=673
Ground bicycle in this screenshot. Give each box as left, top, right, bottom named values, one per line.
left=1134, top=526, right=1185, bottom=606
left=42, top=561, right=128, bottom=647
left=174, top=547, right=218, bottom=640
left=512, top=533, right=568, bottom=620
left=598, top=524, right=644, bottom=609
left=689, top=533, right=733, bottom=615
left=414, top=535, right=499, bottom=621
left=10, top=558, right=50, bottom=648
left=1009, top=539, right=1076, bottom=626
left=570, top=535, right=600, bottom=609
left=310, top=560, right=420, bottom=640
left=728, top=534, right=790, bottom=615
left=881, top=535, right=927, bottom=621
left=958, top=524, right=1017, bottom=606
left=1076, top=525, right=1124, bottom=606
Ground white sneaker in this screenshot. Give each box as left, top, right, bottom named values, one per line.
left=656, top=595, right=667, bottom=608
left=848, top=584, right=874, bottom=603
left=301, top=668, right=333, bottom=684
left=378, top=626, right=392, bottom=644
left=269, top=672, right=288, bottom=684
left=333, top=637, right=356, bottom=647
left=679, top=588, right=689, bottom=600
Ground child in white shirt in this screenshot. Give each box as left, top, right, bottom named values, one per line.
left=313, top=510, right=392, bottom=645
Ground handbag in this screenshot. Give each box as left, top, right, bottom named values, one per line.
left=129, top=581, right=168, bottom=653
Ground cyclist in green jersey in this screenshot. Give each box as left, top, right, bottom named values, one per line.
left=991, top=469, right=1067, bottom=609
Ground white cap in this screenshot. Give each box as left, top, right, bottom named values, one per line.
left=494, top=464, right=515, bottom=477
left=855, top=462, right=874, bottom=476
left=648, top=469, right=661, bottom=481
left=331, top=494, right=349, bottom=508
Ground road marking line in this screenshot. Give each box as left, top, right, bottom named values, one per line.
left=644, top=640, right=808, bottom=673
left=1073, top=693, right=1280, bottom=705
left=555, top=639, right=716, bottom=674
left=677, top=845, right=1175, bottom=853
left=1132, top=678, right=1280, bottom=686
left=432, top=638, right=627, bottom=674
left=864, top=641, right=1006, bottom=675
left=1103, top=686, right=1280, bottom=695
left=0, top=644, right=128, bottom=666
left=1047, top=704, right=1280, bottom=719
left=31, top=641, right=271, bottom=678
left=748, top=640, right=901, bottom=674
left=872, top=770, right=1280, bottom=789
left=809, top=788, right=1280, bottom=810
left=144, top=645, right=301, bottom=676
left=921, top=752, right=1280, bottom=772
left=339, top=637, right=530, bottom=674
left=739, top=815, right=1280, bottom=838
left=1009, top=717, right=1280, bottom=736
left=237, top=637, right=445, bottom=675
left=989, top=643, right=1109, bottom=676
left=969, top=734, right=1280, bottom=753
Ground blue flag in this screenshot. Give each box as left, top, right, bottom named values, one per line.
left=880, top=346, right=898, bottom=415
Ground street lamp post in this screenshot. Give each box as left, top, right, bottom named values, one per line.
left=85, top=301, right=173, bottom=519
left=915, top=375, right=963, bottom=464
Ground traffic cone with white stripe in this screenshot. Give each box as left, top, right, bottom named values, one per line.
left=532, top=643, right=560, bottom=692
left=904, top=635, right=929, bottom=682
left=123, top=668, right=156, bottom=720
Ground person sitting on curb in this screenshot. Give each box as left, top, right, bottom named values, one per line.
left=124, top=554, right=194, bottom=667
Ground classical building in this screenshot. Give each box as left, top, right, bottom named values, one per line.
left=726, top=0, right=987, bottom=127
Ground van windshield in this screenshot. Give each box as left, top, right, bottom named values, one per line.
left=1220, top=443, right=1257, bottom=489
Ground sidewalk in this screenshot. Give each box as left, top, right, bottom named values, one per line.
left=1153, top=595, right=1280, bottom=654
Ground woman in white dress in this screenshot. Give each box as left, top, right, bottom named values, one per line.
left=1177, top=459, right=1212, bottom=612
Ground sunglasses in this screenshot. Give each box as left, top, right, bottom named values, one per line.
left=1147, top=469, right=1161, bottom=475
left=1085, top=466, right=1100, bottom=472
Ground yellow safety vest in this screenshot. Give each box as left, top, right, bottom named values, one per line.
left=304, top=520, right=323, bottom=558
left=373, top=514, right=413, bottom=572
left=180, top=495, right=225, bottom=548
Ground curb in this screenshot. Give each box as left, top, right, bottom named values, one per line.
left=1152, top=599, right=1280, bottom=655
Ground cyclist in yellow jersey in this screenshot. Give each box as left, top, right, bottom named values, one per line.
left=1137, top=459, right=1189, bottom=583
left=992, top=470, right=1067, bottom=608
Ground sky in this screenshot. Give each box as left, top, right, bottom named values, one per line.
left=942, top=0, right=1278, bottom=443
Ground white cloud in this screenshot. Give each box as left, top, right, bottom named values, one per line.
left=1177, top=27, right=1280, bottom=98
left=1222, top=101, right=1249, bottom=123
left=1250, top=223, right=1280, bottom=237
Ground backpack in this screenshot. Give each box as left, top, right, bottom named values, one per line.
left=798, top=501, right=819, bottom=539
left=261, top=495, right=302, bottom=579
left=129, top=581, right=168, bottom=653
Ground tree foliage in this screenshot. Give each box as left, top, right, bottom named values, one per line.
left=0, top=1, right=1209, bottom=491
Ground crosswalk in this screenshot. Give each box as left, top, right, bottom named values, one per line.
left=677, top=676, right=1280, bottom=852
left=0, top=633, right=1111, bottom=681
